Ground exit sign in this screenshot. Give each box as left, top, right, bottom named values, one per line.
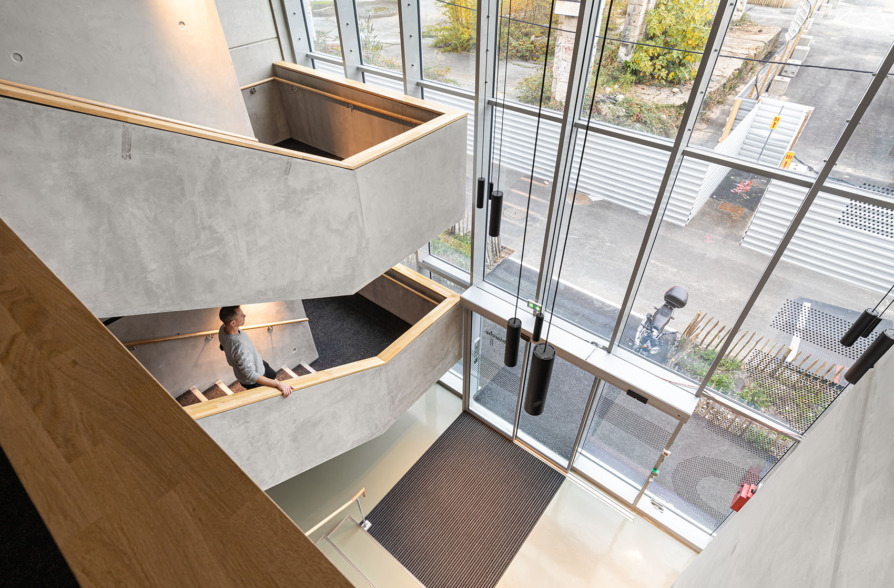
left=527, top=300, right=542, bottom=313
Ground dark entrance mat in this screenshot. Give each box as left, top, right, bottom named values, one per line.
left=367, top=412, right=564, bottom=588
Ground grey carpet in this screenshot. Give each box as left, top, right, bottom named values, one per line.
left=303, top=294, right=410, bottom=370
left=367, top=412, right=564, bottom=588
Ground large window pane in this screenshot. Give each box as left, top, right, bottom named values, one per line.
left=358, top=0, right=403, bottom=72
left=517, top=354, right=596, bottom=467
left=308, top=0, right=342, bottom=58
left=689, top=1, right=883, bottom=179
left=483, top=109, right=559, bottom=301
left=645, top=397, right=794, bottom=533
left=421, top=0, right=477, bottom=90
left=831, top=74, right=894, bottom=190
left=618, top=164, right=806, bottom=391
left=703, top=190, right=893, bottom=434
left=581, top=0, right=722, bottom=139
left=469, top=314, right=523, bottom=434
left=497, top=0, right=573, bottom=114
left=547, top=137, right=670, bottom=341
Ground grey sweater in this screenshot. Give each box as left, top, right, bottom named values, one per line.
left=219, top=326, right=264, bottom=385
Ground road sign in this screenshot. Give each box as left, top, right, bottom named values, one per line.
left=780, top=151, right=795, bottom=169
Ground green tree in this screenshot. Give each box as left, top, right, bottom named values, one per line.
left=624, top=0, right=713, bottom=84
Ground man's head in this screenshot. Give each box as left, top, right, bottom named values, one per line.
left=219, top=305, right=246, bottom=328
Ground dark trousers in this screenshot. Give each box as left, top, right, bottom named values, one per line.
left=245, top=361, right=277, bottom=389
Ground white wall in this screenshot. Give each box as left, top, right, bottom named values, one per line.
left=673, top=348, right=894, bottom=587
left=0, top=0, right=254, bottom=137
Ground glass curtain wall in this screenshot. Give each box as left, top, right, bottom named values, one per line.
left=287, top=0, right=894, bottom=543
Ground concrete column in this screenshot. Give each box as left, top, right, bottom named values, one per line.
left=618, top=0, right=657, bottom=62
left=551, top=1, right=581, bottom=106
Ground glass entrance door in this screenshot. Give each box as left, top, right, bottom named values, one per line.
left=571, top=382, right=683, bottom=504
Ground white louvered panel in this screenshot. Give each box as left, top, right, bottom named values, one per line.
left=493, top=108, right=563, bottom=180
left=570, top=132, right=670, bottom=216
left=363, top=72, right=405, bottom=93
left=742, top=181, right=894, bottom=294
left=314, top=60, right=345, bottom=76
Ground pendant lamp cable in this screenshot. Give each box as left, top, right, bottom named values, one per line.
left=511, top=0, right=559, bottom=319
left=872, top=283, right=894, bottom=314
left=494, top=0, right=515, bottom=190
left=484, top=1, right=501, bottom=228
left=543, top=0, right=617, bottom=344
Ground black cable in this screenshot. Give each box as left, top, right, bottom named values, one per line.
left=512, top=0, right=559, bottom=319
left=495, top=0, right=515, bottom=189
left=544, top=0, right=618, bottom=344
left=873, top=283, right=894, bottom=313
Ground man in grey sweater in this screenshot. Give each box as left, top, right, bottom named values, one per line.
left=219, top=306, right=293, bottom=397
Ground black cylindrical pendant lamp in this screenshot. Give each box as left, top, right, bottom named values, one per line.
left=532, top=312, right=544, bottom=342
left=845, top=329, right=894, bottom=385
left=504, top=318, right=522, bottom=367
left=489, top=190, right=504, bottom=237
left=840, top=309, right=881, bottom=346
left=524, top=343, right=555, bottom=416
left=476, top=177, right=486, bottom=209
left=489, top=181, right=494, bottom=200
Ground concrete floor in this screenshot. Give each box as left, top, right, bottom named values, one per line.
left=268, top=384, right=696, bottom=587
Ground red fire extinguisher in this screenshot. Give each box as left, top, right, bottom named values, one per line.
left=731, top=483, right=757, bottom=512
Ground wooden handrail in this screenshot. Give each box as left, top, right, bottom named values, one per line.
left=122, top=318, right=309, bottom=347
left=0, top=78, right=259, bottom=143
left=275, top=78, right=424, bottom=125
left=305, top=488, right=367, bottom=536
left=184, top=265, right=461, bottom=420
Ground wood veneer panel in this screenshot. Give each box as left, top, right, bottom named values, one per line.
left=0, top=219, right=351, bottom=587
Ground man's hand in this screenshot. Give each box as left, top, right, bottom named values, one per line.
left=277, top=380, right=293, bottom=398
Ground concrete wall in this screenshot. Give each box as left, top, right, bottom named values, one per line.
left=198, top=302, right=463, bottom=489
left=673, top=351, right=894, bottom=587
left=358, top=275, right=437, bottom=325
left=214, top=0, right=292, bottom=144
left=107, top=301, right=318, bottom=396
left=0, top=96, right=466, bottom=317
left=0, top=0, right=254, bottom=138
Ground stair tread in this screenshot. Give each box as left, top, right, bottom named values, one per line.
left=176, top=389, right=202, bottom=407
left=202, top=381, right=230, bottom=400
